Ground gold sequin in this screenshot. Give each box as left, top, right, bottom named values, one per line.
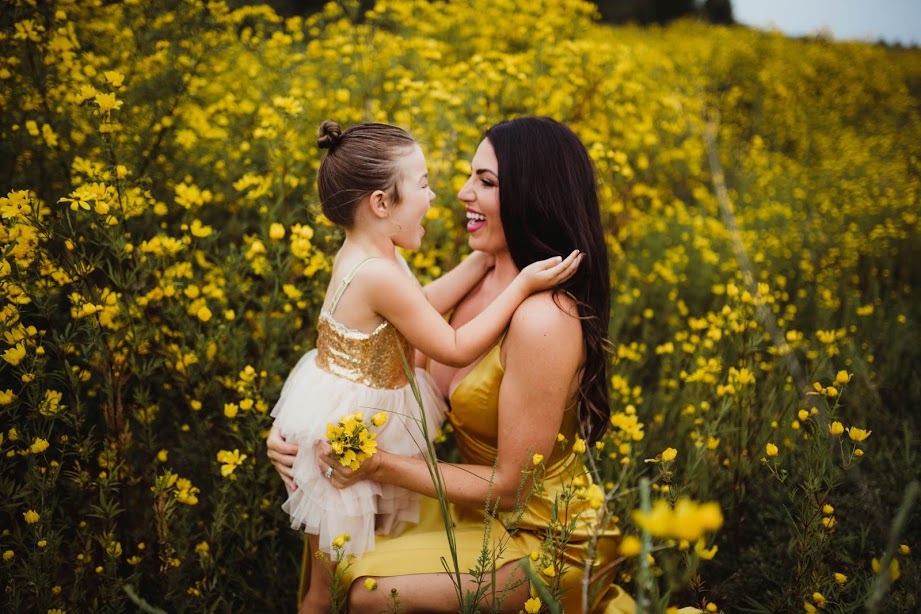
left=314, top=312, right=413, bottom=389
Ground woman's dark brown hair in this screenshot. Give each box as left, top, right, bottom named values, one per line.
left=486, top=117, right=612, bottom=444
left=315, top=120, right=417, bottom=227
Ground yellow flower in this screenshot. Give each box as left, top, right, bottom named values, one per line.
left=804, top=602, right=817, bottom=613
left=2, top=550, right=13, bottom=561
left=94, top=92, right=123, bottom=113
left=619, top=535, right=642, bottom=557
left=364, top=578, right=377, bottom=591
left=847, top=427, right=871, bottom=443
left=371, top=412, right=388, bottom=427
left=541, top=564, right=556, bottom=577
left=37, top=539, right=47, bottom=548
left=705, top=604, right=718, bottom=613
left=216, top=449, right=247, bottom=477
left=834, top=370, right=852, bottom=385
left=196, top=306, right=212, bottom=322
left=532, top=453, right=543, bottom=465
left=812, top=592, right=825, bottom=606
left=798, top=409, right=809, bottom=421
left=103, top=70, right=126, bottom=87
left=224, top=403, right=238, bottom=419
left=24, top=510, right=40, bottom=524
left=695, top=539, right=718, bottom=560
left=828, top=421, right=844, bottom=436
left=661, top=447, right=678, bottom=462
left=834, top=572, right=847, bottom=585
left=822, top=504, right=834, bottom=515
left=524, top=597, right=542, bottom=613
left=269, top=223, right=286, bottom=239
left=29, top=438, right=50, bottom=454
left=572, top=437, right=586, bottom=453
left=899, top=544, right=910, bottom=555
left=332, top=534, right=351, bottom=548
left=2, top=342, right=26, bottom=366
left=765, top=443, right=778, bottom=457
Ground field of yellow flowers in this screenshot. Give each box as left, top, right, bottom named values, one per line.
left=2, top=0, right=919, bottom=612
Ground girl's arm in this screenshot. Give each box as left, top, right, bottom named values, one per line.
left=362, top=251, right=582, bottom=368
left=320, top=293, right=583, bottom=512
left=421, top=251, right=494, bottom=315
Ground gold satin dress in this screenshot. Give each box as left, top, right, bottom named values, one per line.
left=311, top=337, right=641, bottom=613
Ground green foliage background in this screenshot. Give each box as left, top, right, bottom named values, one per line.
left=1, top=0, right=919, bottom=611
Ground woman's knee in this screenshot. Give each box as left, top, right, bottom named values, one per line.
left=346, top=577, right=380, bottom=612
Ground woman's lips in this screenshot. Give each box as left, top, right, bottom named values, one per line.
left=466, top=209, right=485, bottom=232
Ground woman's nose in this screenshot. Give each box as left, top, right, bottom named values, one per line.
left=457, top=178, right=473, bottom=202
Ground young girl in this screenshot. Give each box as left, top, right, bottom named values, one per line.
left=269, top=120, right=581, bottom=613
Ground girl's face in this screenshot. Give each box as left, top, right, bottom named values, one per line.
left=458, top=138, right=507, bottom=255
left=390, top=144, right=435, bottom=250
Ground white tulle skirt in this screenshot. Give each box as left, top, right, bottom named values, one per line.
left=270, top=349, right=448, bottom=559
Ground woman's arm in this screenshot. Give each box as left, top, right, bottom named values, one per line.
left=363, top=252, right=581, bottom=368
left=321, top=293, right=584, bottom=512
left=421, top=251, right=494, bottom=315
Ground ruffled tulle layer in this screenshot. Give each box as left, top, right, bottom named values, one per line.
left=270, top=349, right=448, bottom=558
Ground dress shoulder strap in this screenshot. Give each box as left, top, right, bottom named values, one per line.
left=327, top=257, right=376, bottom=315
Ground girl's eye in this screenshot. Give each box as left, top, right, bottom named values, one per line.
left=480, top=179, right=494, bottom=187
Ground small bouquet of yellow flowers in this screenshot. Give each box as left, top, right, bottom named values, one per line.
left=326, top=411, right=389, bottom=470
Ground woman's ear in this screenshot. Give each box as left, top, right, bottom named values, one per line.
left=368, top=190, right=391, bottom=219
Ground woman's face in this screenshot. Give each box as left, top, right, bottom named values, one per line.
left=458, top=138, right=507, bottom=255
left=390, top=144, right=435, bottom=250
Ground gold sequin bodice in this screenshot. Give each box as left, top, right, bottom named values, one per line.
left=315, top=312, right=413, bottom=389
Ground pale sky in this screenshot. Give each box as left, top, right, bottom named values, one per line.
left=731, top=0, right=921, bottom=46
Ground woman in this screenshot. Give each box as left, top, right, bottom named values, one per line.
left=268, top=117, right=634, bottom=613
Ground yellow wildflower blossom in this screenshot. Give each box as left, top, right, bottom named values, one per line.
left=216, top=449, right=247, bottom=477
left=2, top=343, right=26, bottom=366
left=29, top=438, right=49, bottom=454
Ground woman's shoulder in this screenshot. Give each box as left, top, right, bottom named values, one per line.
left=503, top=290, right=583, bottom=376
left=507, top=291, right=582, bottom=343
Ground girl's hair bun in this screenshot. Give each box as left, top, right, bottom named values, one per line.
left=317, top=120, right=343, bottom=150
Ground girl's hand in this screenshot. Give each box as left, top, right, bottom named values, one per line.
left=468, top=249, right=496, bottom=272
left=518, top=249, right=582, bottom=293
left=317, top=439, right=382, bottom=489
left=266, top=426, right=299, bottom=491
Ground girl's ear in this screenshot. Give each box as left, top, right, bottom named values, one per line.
left=368, top=189, right=391, bottom=219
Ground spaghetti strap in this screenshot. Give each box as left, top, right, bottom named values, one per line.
left=327, top=257, right=376, bottom=315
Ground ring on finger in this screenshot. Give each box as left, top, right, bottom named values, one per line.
left=325, top=466, right=333, bottom=479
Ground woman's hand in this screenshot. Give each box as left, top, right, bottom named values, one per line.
left=317, top=439, right=382, bottom=489
left=266, top=426, right=299, bottom=491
